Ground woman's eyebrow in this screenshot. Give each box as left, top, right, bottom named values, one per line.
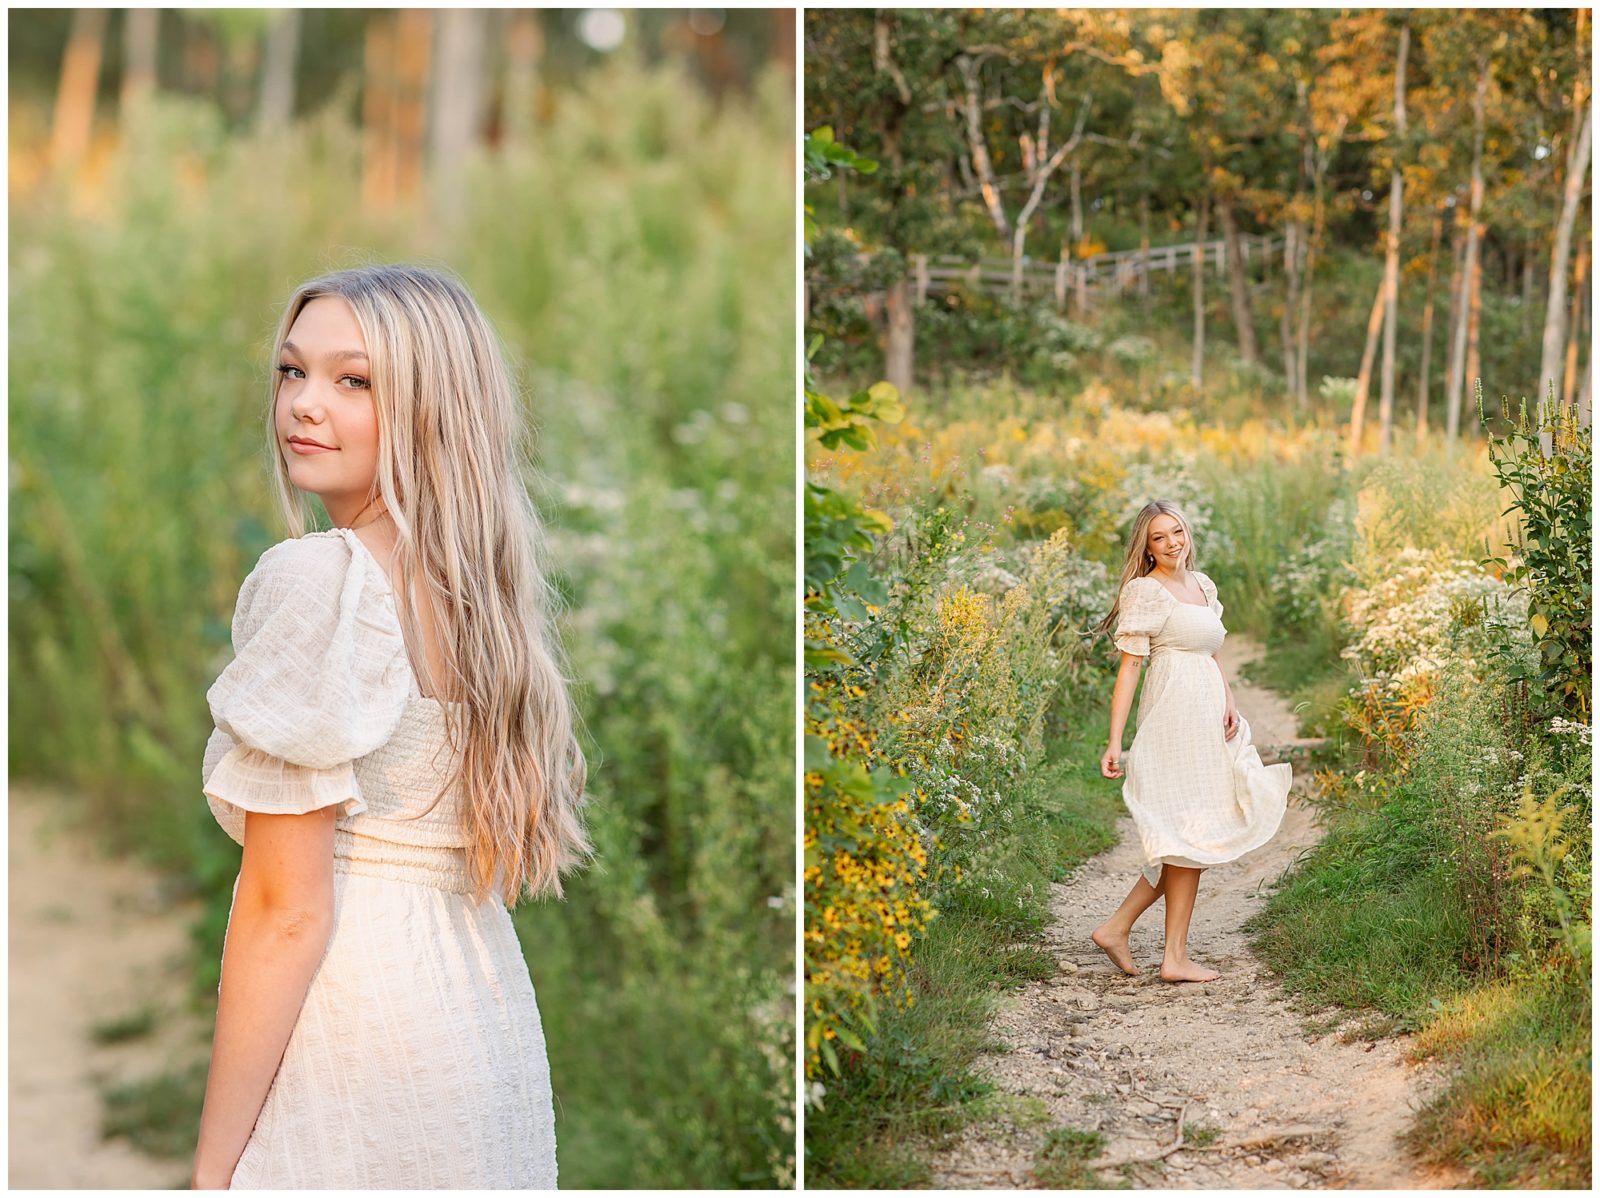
left=281, top=340, right=368, bottom=362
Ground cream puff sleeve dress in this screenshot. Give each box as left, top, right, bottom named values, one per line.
left=200, top=528, right=557, bottom=1189
left=1112, top=571, right=1291, bottom=888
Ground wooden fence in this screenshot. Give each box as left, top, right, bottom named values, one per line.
left=814, top=233, right=1286, bottom=310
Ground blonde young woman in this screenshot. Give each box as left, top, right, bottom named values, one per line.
left=1090, top=501, right=1290, bottom=983
left=190, top=265, right=589, bottom=1189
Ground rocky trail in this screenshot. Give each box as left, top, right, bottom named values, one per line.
left=9, top=787, right=211, bottom=1188
left=925, top=634, right=1465, bottom=1190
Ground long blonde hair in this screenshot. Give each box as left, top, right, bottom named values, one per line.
left=1093, top=500, right=1198, bottom=640
left=266, top=263, right=590, bottom=905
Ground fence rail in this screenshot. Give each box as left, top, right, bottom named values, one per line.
left=816, top=234, right=1286, bottom=309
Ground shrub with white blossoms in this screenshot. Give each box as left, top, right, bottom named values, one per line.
left=1340, top=546, right=1533, bottom=694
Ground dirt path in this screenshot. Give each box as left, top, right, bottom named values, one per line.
left=925, top=634, right=1465, bottom=1190
left=9, top=786, right=210, bottom=1188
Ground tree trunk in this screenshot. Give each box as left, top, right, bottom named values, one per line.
left=429, top=8, right=489, bottom=222
left=1465, top=225, right=1485, bottom=428
left=1442, top=214, right=1466, bottom=426
left=1538, top=98, right=1593, bottom=409
left=1416, top=203, right=1444, bottom=442
left=956, top=55, right=1009, bottom=239
left=394, top=8, right=433, bottom=204
left=1215, top=193, right=1258, bottom=365
left=1446, top=55, right=1490, bottom=449
left=50, top=8, right=107, bottom=177
left=502, top=10, right=544, bottom=148
left=1296, top=123, right=1339, bottom=409
left=1192, top=190, right=1210, bottom=390
left=1071, top=162, right=1087, bottom=312
left=362, top=15, right=398, bottom=209
left=1564, top=238, right=1589, bottom=409
left=120, top=8, right=158, bottom=117
left=1350, top=281, right=1387, bottom=455
left=1009, top=95, right=1091, bottom=305
left=1139, top=191, right=1151, bottom=301
left=1377, top=21, right=1410, bottom=455
left=885, top=277, right=914, bottom=393
left=256, top=9, right=300, bottom=132
left=1577, top=354, right=1592, bottom=428
left=1521, top=240, right=1535, bottom=337
left=1280, top=218, right=1299, bottom=395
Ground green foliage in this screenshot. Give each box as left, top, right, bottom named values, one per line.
left=11, top=59, right=793, bottom=1190
left=1406, top=968, right=1590, bottom=1188
left=805, top=727, right=1124, bottom=1187
left=1034, top=1125, right=1108, bottom=1188
left=1477, top=384, right=1592, bottom=721
left=100, top=1063, right=209, bottom=1160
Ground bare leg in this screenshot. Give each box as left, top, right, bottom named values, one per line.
left=1091, top=870, right=1167, bottom=975
left=1159, top=865, right=1220, bottom=982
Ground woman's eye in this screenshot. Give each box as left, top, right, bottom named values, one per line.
left=276, top=363, right=304, bottom=379
left=341, top=375, right=370, bottom=389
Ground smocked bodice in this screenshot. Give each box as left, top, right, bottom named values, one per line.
left=340, top=697, right=476, bottom=894
left=1148, top=601, right=1226, bottom=658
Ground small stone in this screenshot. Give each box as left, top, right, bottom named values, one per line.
left=1058, top=960, right=1080, bottom=975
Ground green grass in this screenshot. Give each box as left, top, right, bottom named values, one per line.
left=1033, top=1125, right=1107, bottom=1187
left=1407, top=969, right=1590, bottom=1188
left=90, top=1007, right=158, bottom=1046
left=804, top=715, right=1126, bottom=1188
left=1245, top=789, right=1471, bottom=1026
left=100, top=1062, right=208, bottom=1159
left=1185, top=1123, right=1221, bottom=1148
left=1246, top=679, right=1591, bottom=1188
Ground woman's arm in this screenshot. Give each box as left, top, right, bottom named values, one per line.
left=1212, top=651, right=1239, bottom=739
left=191, top=808, right=337, bottom=1189
left=1101, top=652, right=1144, bottom=777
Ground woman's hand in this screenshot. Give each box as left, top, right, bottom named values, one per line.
left=1223, top=703, right=1240, bottom=741
left=190, top=1164, right=233, bottom=1190
left=1101, top=744, right=1126, bottom=779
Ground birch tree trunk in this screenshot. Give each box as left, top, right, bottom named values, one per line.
left=1350, top=282, right=1386, bottom=455
left=1279, top=219, right=1299, bottom=395
left=1564, top=239, right=1589, bottom=409
left=1192, top=190, right=1210, bottom=390
left=257, top=9, right=300, bottom=132
left=1139, top=191, right=1151, bottom=301
left=1442, top=214, right=1466, bottom=426
left=956, top=54, right=1010, bottom=239
left=429, top=8, right=489, bottom=223
left=120, top=8, right=158, bottom=117
left=1377, top=21, right=1410, bottom=455
left=1446, top=55, right=1489, bottom=449
left=1215, top=193, right=1258, bottom=365
left=1538, top=98, right=1592, bottom=407
left=1416, top=204, right=1444, bottom=442
left=1071, top=162, right=1087, bottom=312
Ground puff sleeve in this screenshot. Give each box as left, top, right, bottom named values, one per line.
left=1112, top=577, right=1172, bottom=658
left=1198, top=571, right=1224, bottom=620
left=201, top=530, right=412, bottom=846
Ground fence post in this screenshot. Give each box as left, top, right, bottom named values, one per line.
left=1166, top=245, right=1177, bottom=277
left=1055, top=251, right=1068, bottom=310
left=914, top=254, right=929, bottom=307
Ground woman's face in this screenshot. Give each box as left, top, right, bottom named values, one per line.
left=274, top=295, right=381, bottom=527
left=1146, top=513, right=1187, bottom=567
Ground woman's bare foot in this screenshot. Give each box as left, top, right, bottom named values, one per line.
left=1158, top=956, right=1220, bottom=983
left=1090, top=925, right=1140, bottom=975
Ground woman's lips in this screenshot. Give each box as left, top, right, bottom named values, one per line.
left=288, top=439, right=335, bottom=454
